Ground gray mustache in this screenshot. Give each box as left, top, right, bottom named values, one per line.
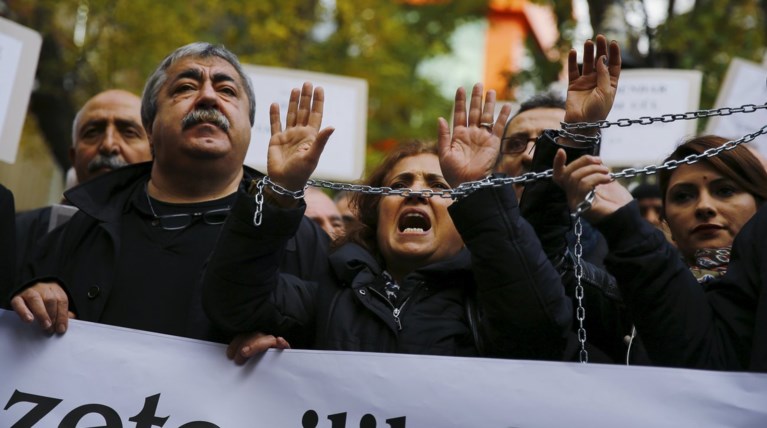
left=181, top=108, right=230, bottom=132
left=87, top=154, right=128, bottom=173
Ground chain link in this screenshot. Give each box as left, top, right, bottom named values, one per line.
left=299, top=105, right=767, bottom=198
left=305, top=121, right=767, bottom=197
left=252, top=178, right=265, bottom=226
left=609, top=123, right=767, bottom=180
left=573, top=217, right=588, bottom=364
left=263, top=176, right=308, bottom=199
left=556, top=129, right=601, bottom=145
left=560, top=103, right=767, bottom=131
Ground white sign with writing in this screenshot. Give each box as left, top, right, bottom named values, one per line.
left=0, top=17, right=41, bottom=164
left=1, top=310, right=766, bottom=427
left=600, top=69, right=702, bottom=167
left=706, top=58, right=767, bottom=156
left=242, top=65, right=368, bottom=182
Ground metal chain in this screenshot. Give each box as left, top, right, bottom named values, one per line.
left=557, top=129, right=601, bottom=145
left=308, top=170, right=553, bottom=199
left=252, top=178, right=265, bottom=226
left=560, top=103, right=767, bottom=131
left=263, top=176, right=308, bottom=199
left=572, top=217, right=588, bottom=364
left=608, top=124, right=767, bottom=180
left=305, top=102, right=767, bottom=197
left=305, top=121, right=767, bottom=198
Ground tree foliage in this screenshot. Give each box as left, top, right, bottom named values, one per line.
left=521, top=0, right=766, bottom=115
left=2, top=0, right=486, bottom=171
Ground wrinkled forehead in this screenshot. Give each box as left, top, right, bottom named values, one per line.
left=76, top=93, right=142, bottom=128
left=163, top=56, right=244, bottom=88
left=385, top=153, right=442, bottom=182
left=505, top=108, right=565, bottom=136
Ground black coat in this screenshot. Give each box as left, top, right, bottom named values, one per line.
left=14, top=205, right=53, bottom=290
left=520, top=130, right=642, bottom=364
left=0, top=184, right=15, bottom=308
left=15, top=162, right=329, bottom=342
left=598, top=200, right=767, bottom=371
left=203, top=183, right=572, bottom=359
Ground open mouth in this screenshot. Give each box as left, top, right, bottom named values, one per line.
left=398, top=211, right=431, bottom=233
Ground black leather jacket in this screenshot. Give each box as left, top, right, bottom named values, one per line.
left=520, top=130, right=648, bottom=364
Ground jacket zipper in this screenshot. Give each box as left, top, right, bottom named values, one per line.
left=368, top=287, right=411, bottom=331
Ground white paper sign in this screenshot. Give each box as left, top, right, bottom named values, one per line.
left=706, top=58, right=767, bottom=156
left=1, top=309, right=766, bottom=427
left=601, top=69, right=702, bottom=167
left=0, top=17, right=42, bottom=164
left=242, top=65, right=368, bottom=182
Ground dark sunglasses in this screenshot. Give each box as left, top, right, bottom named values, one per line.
left=151, top=208, right=231, bottom=231
left=500, top=132, right=537, bottom=155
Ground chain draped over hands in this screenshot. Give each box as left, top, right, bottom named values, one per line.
left=255, top=102, right=767, bottom=201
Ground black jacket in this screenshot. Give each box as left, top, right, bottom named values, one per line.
left=0, top=184, right=15, bottom=308
left=520, top=130, right=643, bottom=364
left=598, top=200, right=767, bottom=372
left=203, top=183, right=572, bottom=359
left=15, top=162, right=329, bottom=342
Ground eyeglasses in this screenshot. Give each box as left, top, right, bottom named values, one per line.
left=149, top=208, right=231, bottom=231
left=145, top=182, right=230, bottom=231
left=500, top=132, right=537, bottom=155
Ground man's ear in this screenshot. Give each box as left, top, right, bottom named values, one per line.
left=68, top=146, right=76, bottom=165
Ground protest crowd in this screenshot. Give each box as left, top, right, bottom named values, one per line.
left=2, top=21, right=767, bottom=415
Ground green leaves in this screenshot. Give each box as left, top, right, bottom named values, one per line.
left=5, top=0, right=487, bottom=170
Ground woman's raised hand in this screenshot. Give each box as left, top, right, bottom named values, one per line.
left=438, top=83, right=511, bottom=188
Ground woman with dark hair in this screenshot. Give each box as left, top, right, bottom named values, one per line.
left=202, top=83, right=573, bottom=360
left=203, top=35, right=618, bottom=362
left=657, top=136, right=767, bottom=283
left=554, top=137, right=767, bottom=371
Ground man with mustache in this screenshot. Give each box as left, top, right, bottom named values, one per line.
left=11, top=90, right=151, bottom=305
left=9, top=43, right=328, bottom=345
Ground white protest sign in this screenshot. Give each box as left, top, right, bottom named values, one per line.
left=601, top=69, right=701, bottom=167
left=706, top=58, right=767, bottom=156
left=243, top=65, right=368, bottom=182
left=0, top=17, right=41, bottom=164
left=1, top=310, right=766, bottom=428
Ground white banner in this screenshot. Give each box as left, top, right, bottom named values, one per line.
left=706, top=58, right=767, bottom=157
left=242, top=65, right=368, bottom=182
left=600, top=69, right=702, bottom=167
left=0, top=17, right=41, bottom=164
left=1, top=309, right=766, bottom=427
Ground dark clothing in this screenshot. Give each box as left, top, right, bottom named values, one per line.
left=100, top=186, right=236, bottom=339
left=16, top=204, right=79, bottom=282
left=565, top=219, right=608, bottom=269
left=203, top=183, right=572, bottom=359
left=521, top=130, right=641, bottom=364
left=598, top=200, right=767, bottom=372
left=16, top=162, right=329, bottom=342
left=15, top=206, right=52, bottom=281
left=0, top=184, right=15, bottom=308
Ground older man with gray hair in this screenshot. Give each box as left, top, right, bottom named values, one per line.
left=10, top=43, right=328, bottom=344
left=11, top=89, right=151, bottom=302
